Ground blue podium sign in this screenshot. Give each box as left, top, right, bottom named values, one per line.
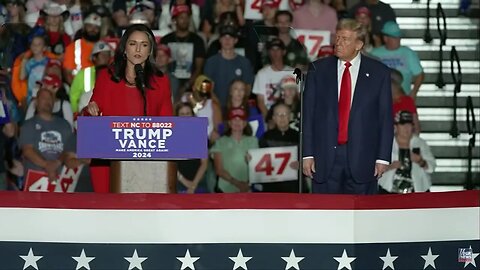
left=77, top=116, right=208, bottom=159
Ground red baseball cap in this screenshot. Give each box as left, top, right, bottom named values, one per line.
left=228, top=107, right=247, bottom=120
left=317, top=45, right=334, bottom=58
left=355, top=6, right=371, bottom=17
left=37, top=74, right=62, bottom=88
left=171, top=4, right=191, bottom=18
left=46, top=58, right=62, bottom=69
left=157, top=44, right=171, bottom=58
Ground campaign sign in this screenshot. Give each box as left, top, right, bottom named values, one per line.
left=244, top=0, right=289, bottom=20
left=295, top=29, right=331, bottom=61
left=248, top=146, right=297, bottom=184
left=24, top=165, right=84, bottom=192
left=76, top=116, right=208, bottom=159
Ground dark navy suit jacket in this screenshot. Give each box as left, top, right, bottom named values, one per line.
left=302, top=54, right=394, bottom=183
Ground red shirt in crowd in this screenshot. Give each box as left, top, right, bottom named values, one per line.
left=90, top=68, right=173, bottom=116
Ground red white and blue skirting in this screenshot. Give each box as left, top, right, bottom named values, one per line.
left=0, top=191, right=479, bottom=270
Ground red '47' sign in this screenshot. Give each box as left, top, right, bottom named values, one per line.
left=248, top=146, right=297, bottom=184
left=24, top=165, right=84, bottom=193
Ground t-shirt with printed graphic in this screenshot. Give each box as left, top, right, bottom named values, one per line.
left=19, top=115, right=74, bottom=175
left=25, top=57, right=49, bottom=105
left=252, top=65, right=293, bottom=110
left=370, top=46, right=423, bottom=94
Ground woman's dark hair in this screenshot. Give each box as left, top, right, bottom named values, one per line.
left=226, top=79, right=248, bottom=113
left=110, top=24, right=162, bottom=89
left=175, top=102, right=194, bottom=116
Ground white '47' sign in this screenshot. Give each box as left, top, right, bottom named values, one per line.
left=248, top=146, right=297, bottom=184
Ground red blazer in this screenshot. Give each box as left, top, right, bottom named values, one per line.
left=90, top=68, right=173, bottom=116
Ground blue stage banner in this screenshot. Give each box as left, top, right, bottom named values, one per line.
left=76, top=116, right=208, bottom=159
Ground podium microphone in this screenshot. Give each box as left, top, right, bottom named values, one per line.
left=134, top=64, right=147, bottom=116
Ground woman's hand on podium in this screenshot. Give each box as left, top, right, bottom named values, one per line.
left=85, top=101, right=102, bottom=116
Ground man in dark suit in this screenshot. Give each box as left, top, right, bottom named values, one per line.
left=302, top=19, right=394, bottom=194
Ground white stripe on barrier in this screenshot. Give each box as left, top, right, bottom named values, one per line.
left=0, top=207, right=478, bottom=244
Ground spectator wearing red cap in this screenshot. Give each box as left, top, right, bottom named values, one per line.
left=156, top=44, right=180, bottom=102
left=210, top=107, right=258, bottom=193
left=160, top=4, right=206, bottom=98
left=292, top=0, right=338, bottom=40
left=159, top=0, right=200, bottom=34
left=275, top=10, right=309, bottom=70
left=25, top=74, right=74, bottom=129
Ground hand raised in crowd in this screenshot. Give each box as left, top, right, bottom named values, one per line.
left=85, top=101, right=102, bottom=116
left=302, top=158, right=315, bottom=178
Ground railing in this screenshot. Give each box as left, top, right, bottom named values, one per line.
left=449, top=45, right=462, bottom=138
left=423, top=0, right=433, bottom=43
left=435, top=3, right=447, bottom=89
left=465, top=96, right=477, bottom=190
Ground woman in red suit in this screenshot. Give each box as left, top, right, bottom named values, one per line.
left=85, top=24, right=173, bottom=116
left=84, top=24, right=173, bottom=192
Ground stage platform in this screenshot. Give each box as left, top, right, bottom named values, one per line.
left=0, top=191, right=479, bottom=269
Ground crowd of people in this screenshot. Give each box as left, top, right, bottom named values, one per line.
left=0, top=0, right=440, bottom=194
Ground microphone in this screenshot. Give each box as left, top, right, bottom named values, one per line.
left=134, top=64, right=145, bottom=91
left=134, top=64, right=147, bottom=116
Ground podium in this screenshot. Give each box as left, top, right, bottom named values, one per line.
left=109, top=161, right=177, bottom=193
left=77, top=116, right=208, bottom=193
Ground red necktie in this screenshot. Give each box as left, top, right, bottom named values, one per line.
left=338, top=61, right=352, bottom=145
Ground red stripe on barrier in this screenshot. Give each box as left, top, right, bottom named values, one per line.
left=0, top=191, right=478, bottom=210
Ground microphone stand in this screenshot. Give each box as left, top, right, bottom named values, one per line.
left=294, top=68, right=305, bottom=193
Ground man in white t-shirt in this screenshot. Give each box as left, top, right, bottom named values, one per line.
left=252, top=38, right=293, bottom=118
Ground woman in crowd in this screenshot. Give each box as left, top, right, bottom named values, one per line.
left=210, top=107, right=258, bottom=193
left=391, top=68, right=420, bottom=134
left=266, top=75, right=300, bottom=131
left=175, top=102, right=209, bottom=193
left=40, top=2, right=72, bottom=56
left=226, top=79, right=260, bottom=117
left=378, top=111, right=436, bottom=194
